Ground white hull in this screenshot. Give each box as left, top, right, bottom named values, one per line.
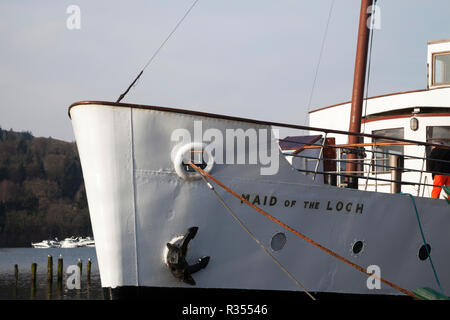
left=31, top=240, right=60, bottom=248
left=70, top=102, right=450, bottom=297
left=31, top=244, right=52, bottom=249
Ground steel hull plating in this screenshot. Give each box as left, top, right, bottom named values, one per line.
left=70, top=102, right=450, bottom=297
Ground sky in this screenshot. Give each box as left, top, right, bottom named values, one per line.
left=1, top=0, right=450, bottom=142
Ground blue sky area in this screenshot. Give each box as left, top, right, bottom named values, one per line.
left=1, top=0, right=449, bottom=141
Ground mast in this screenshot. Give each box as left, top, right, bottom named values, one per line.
left=345, top=0, right=373, bottom=188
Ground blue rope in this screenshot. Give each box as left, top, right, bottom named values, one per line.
left=402, top=193, right=444, bottom=294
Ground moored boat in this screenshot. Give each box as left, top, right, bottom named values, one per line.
left=69, top=1, right=450, bottom=300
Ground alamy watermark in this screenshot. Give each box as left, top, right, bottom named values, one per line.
left=171, top=121, right=280, bottom=175
left=367, top=4, right=381, bottom=30
left=366, top=264, right=381, bottom=290
left=66, top=264, right=81, bottom=290
left=66, top=5, right=81, bottom=30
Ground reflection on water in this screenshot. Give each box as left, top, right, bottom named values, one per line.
left=0, top=248, right=104, bottom=300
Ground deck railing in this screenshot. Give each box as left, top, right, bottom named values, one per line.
left=279, top=130, right=450, bottom=198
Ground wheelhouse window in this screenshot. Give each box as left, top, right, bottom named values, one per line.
left=372, top=128, right=404, bottom=173
left=426, top=126, right=450, bottom=155
left=433, top=52, right=450, bottom=86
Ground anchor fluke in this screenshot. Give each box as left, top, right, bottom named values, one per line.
left=165, top=227, right=210, bottom=285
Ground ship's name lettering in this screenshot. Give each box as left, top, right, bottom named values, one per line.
left=240, top=194, right=296, bottom=207
left=304, top=200, right=364, bottom=214
left=240, top=194, right=363, bottom=214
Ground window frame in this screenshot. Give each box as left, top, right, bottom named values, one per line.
left=371, top=127, right=405, bottom=174
left=432, top=51, right=450, bottom=86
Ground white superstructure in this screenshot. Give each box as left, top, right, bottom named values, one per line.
left=309, top=40, right=450, bottom=197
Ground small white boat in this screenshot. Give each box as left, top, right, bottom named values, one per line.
left=77, top=237, right=95, bottom=247
left=60, top=237, right=79, bottom=248
left=31, top=238, right=61, bottom=248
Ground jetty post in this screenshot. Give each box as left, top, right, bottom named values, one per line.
left=13, top=264, right=18, bottom=299
left=57, top=255, right=63, bottom=297
left=31, top=263, right=37, bottom=299
left=87, top=258, right=91, bottom=283
left=47, top=255, right=53, bottom=283
left=77, top=258, right=82, bottom=277
left=14, top=264, right=18, bottom=284
left=47, top=255, right=53, bottom=299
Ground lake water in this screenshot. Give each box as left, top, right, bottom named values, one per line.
left=0, top=247, right=104, bottom=300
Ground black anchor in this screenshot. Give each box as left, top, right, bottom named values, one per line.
left=166, top=227, right=210, bottom=285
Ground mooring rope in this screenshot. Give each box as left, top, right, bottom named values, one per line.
left=194, top=169, right=316, bottom=300
left=402, top=193, right=444, bottom=295
left=188, top=162, right=419, bottom=299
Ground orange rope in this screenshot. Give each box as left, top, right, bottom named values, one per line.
left=188, top=162, right=419, bottom=299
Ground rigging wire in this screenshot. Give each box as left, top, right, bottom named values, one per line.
left=116, top=0, right=200, bottom=103
left=362, top=0, right=377, bottom=134
left=304, top=0, right=335, bottom=125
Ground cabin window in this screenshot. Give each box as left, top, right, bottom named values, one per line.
left=426, top=126, right=450, bottom=156
left=433, top=52, right=450, bottom=86
left=372, top=128, right=404, bottom=173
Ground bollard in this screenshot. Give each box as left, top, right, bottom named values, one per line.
left=47, top=255, right=53, bottom=283
left=87, top=258, right=91, bottom=283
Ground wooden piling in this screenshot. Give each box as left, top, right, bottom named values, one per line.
left=31, top=263, right=37, bottom=284
left=57, top=254, right=63, bottom=298
left=13, top=264, right=18, bottom=299
left=57, top=255, right=63, bottom=284
left=14, top=264, right=18, bottom=284
left=47, top=255, right=53, bottom=283
left=46, top=255, right=53, bottom=299
left=31, top=263, right=37, bottom=299
left=77, top=258, right=82, bottom=277
left=87, top=258, right=91, bottom=283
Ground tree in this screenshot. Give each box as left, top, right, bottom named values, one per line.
left=10, top=163, right=26, bottom=184
left=0, top=167, right=8, bottom=181
left=17, top=138, right=28, bottom=154
left=61, top=158, right=82, bottom=199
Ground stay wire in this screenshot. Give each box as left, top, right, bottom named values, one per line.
left=116, top=0, right=200, bottom=103
left=304, top=0, right=335, bottom=125
left=362, top=0, right=377, bottom=134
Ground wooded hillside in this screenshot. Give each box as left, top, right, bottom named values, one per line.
left=0, top=127, right=91, bottom=247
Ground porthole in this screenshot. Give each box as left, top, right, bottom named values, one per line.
left=352, top=241, right=364, bottom=254
left=418, top=244, right=431, bottom=261
left=271, top=232, right=287, bottom=251
left=350, top=239, right=365, bottom=257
